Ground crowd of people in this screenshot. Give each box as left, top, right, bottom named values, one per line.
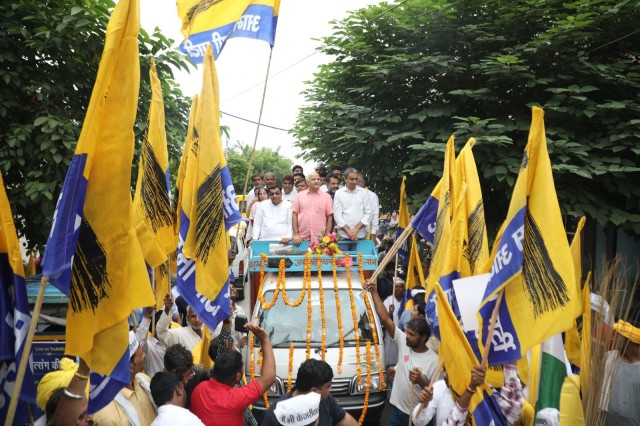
left=32, top=163, right=640, bottom=426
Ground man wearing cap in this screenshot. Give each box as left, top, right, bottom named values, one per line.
left=92, top=331, right=157, bottom=425
left=261, top=359, right=359, bottom=426
left=382, top=277, right=407, bottom=366
left=604, top=318, right=640, bottom=425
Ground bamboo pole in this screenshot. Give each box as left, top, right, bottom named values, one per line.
left=5, top=276, right=47, bottom=426
left=481, top=290, right=504, bottom=368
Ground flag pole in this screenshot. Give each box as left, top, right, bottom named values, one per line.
left=415, top=357, right=445, bottom=417
left=480, top=290, right=505, bottom=368
left=362, top=225, right=413, bottom=297
left=5, top=276, right=48, bottom=426
left=235, top=47, right=275, bottom=253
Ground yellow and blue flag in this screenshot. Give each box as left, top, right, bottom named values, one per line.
left=41, top=0, right=154, bottom=413
left=133, top=58, right=174, bottom=270
left=177, top=0, right=280, bottom=63
left=174, top=95, right=199, bottom=241
left=411, top=181, right=441, bottom=244
left=396, top=176, right=410, bottom=262
left=478, top=107, right=577, bottom=365
left=0, top=172, right=39, bottom=423
left=435, top=284, right=508, bottom=425
left=424, top=136, right=458, bottom=337
left=565, top=216, right=586, bottom=367
left=176, top=44, right=242, bottom=332
left=405, top=236, right=426, bottom=290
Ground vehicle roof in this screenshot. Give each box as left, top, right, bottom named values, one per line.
left=260, top=270, right=365, bottom=291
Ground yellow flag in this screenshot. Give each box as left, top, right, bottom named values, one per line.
left=133, top=58, right=174, bottom=270
left=41, top=0, right=154, bottom=375
left=25, top=254, right=36, bottom=277
left=192, top=325, right=214, bottom=370
left=398, top=176, right=410, bottom=229
left=435, top=284, right=505, bottom=424
left=174, top=95, right=198, bottom=240
left=478, top=107, right=577, bottom=365
left=559, top=375, right=585, bottom=425
left=579, top=272, right=591, bottom=393
left=405, top=236, right=425, bottom=290
left=565, top=217, right=586, bottom=366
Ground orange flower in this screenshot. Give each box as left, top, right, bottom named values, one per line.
left=287, top=343, right=294, bottom=393
left=358, top=341, right=372, bottom=425
left=317, top=255, right=327, bottom=360
left=345, top=254, right=362, bottom=385
left=282, top=255, right=308, bottom=307
left=359, top=253, right=385, bottom=390
left=332, top=255, right=344, bottom=374
left=257, top=253, right=280, bottom=310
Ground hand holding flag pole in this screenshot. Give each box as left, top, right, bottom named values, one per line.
left=415, top=356, right=445, bottom=418
left=480, top=290, right=505, bottom=368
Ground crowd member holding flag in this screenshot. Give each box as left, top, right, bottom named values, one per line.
left=40, top=0, right=155, bottom=414
left=365, top=279, right=438, bottom=426
left=157, top=293, right=203, bottom=352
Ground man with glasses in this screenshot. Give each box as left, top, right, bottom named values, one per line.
left=157, top=294, right=203, bottom=352
left=252, top=185, right=292, bottom=243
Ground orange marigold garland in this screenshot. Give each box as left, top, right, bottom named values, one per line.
left=358, top=341, right=372, bottom=425
left=306, top=264, right=313, bottom=359
left=358, top=253, right=386, bottom=391
left=287, top=343, right=294, bottom=393
left=317, top=255, right=327, bottom=360
left=345, top=254, right=362, bottom=385
left=282, top=255, right=308, bottom=307
left=258, top=347, right=270, bottom=408
left=332, top=255, right=344, bottom=374
left=257, top=254, right=280, bottom=310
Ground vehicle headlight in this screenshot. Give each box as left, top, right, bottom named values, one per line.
left=351, top=373, right=383, bottom=394
left=266, top=376, right=284, bottom=396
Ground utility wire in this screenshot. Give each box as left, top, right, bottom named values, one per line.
left=221, top=110, right=290, bottom=132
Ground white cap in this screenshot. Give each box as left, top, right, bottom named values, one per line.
left=411, top=289, right=426, bottom=297
left=535, top=408, right=559, bottom=426
left=274, top=392, right=321, bottom=426
left=128, top=331, right=139, bottom=359
left=393, top=276, right=405, bottom=285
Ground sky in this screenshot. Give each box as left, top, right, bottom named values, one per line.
left=140, top=0, right=382, bottom=175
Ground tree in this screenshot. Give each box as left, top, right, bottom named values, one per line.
left=293, top=0, right=640, bottom=238
left=0, top=0, right=193, bottom=251
left=226, top=143, right=293, bottom=195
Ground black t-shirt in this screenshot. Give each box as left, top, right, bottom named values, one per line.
left=261, top=392, right=346, bottom=426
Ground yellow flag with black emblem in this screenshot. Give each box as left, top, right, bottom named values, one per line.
left=565, top=216, right=587, bottom=366
left=405, top=236, right=426, bottom=290
left=41, top=0, right=154, bottom=412
left=477, top=107, right=577, bottom=365
left=133, top=58, right=174, bottom=270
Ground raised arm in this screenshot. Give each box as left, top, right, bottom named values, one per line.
left=247, top=323, right=276, bottom=392
left=365, top=280, right=396, bottom=338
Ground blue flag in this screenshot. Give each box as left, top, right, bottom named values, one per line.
left=0, top=172, right=39, bottom=423
left=410, top=181, right=441, bottom=244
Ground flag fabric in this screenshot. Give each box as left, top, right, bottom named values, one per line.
left=565, top=216, right=586, bottom=367
left=533, top=334, right=572, bottom=413
left=424, top=136, right=459, bottom=336
left=133, top=58, right=174, bottom=270
left=177, top=0, right=280, bottom=64
left=25, top=254, right=37, bottom=277
left=176, top=45, right=242, bottom=332
left=411, top=180, right=441, bottom=244
left=174, top=95, right=199, bottom=241
left=435, top=284, right=508, bottom=425
left=559, top=375, right=585, bottom=425
left=405, top=236, right=426, bottom=290
left=41, top=0, right=154, bottom=413
left=579, top=273, right=591, bottom=393
left=477, top=107, right=578, bottom=366
left=396, top=176, right=410, bottom=263
left=0, top=172, right=38, bottom=423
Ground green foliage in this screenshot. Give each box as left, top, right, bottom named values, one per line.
left=0, top=0, right=193, bottom=251
left=293, top=0, right=640, bottom=238
left=226, top=143, right=294, bottom=195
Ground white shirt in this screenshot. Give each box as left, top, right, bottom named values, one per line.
left=411, top=380, right=453, bottom=426
left=135, top=317, right=167, bottom=378
left=156, top=311, right=202, bottom=352
left=252, top=200, right=293, bottom=241
left=383, top=295, right=404, bottom=325
left=282, top=188, right=297, bottom=202
left=389, top=328, right=439, bottom=415
left=152, top=404, right=205, bottom=426
left=333, top=186, right=372, bottom=239
left=365, top=189, right=380, bottom=234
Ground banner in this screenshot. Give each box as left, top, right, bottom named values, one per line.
left=176, top=45, right=242, bottom=332
left=41, top=0, right=154, bottom=412
left=177, top=0, right=280, bottom=63
left=478, top=107, right=578, bottom=365
left=0, top=172, right=38, bottom=424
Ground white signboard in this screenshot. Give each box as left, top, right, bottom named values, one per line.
left=452, top=273, right=490, bottom=332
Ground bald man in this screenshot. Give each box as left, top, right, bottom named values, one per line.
left=292, top=172, right=333, bottom=245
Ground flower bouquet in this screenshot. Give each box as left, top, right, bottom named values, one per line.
left=309, top=232, right=343, bottom=256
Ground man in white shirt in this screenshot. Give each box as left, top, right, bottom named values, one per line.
left=333, top=167, right=371, bottom=246
left=150, top=371, right=204, bottom=426
left=365, top=279, right=438, bottom=426
left=252, top=185, right=293, bottom=243
left=245, top=173, right=264, bottom=212
left=357, top=173, right=380, bottom=241
left=157, top=294, right=202, bottom=352
left=281, top=174, right=297, bottom=202
left=135, top=307, right=167, bottom=378
left=383, top=277, right=407, bottom=366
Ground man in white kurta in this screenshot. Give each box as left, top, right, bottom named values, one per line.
left=157, top=294, right=202, bottom=352
left=357, top=173, right=380, bottom=240
left=252, top=185, right=293, bottom=243
left=333, top=168, right=372, bottom=242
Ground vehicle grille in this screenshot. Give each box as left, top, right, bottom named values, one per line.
left=287, top=378, right=351, bottom=396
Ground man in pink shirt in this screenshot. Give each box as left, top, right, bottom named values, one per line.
left=292, top=172, right=333, bottom=244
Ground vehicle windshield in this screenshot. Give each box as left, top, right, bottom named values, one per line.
left=256, top=289, right=374, bottom=348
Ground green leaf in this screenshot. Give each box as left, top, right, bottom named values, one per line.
left=34, top=116, right=48, bottom=126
